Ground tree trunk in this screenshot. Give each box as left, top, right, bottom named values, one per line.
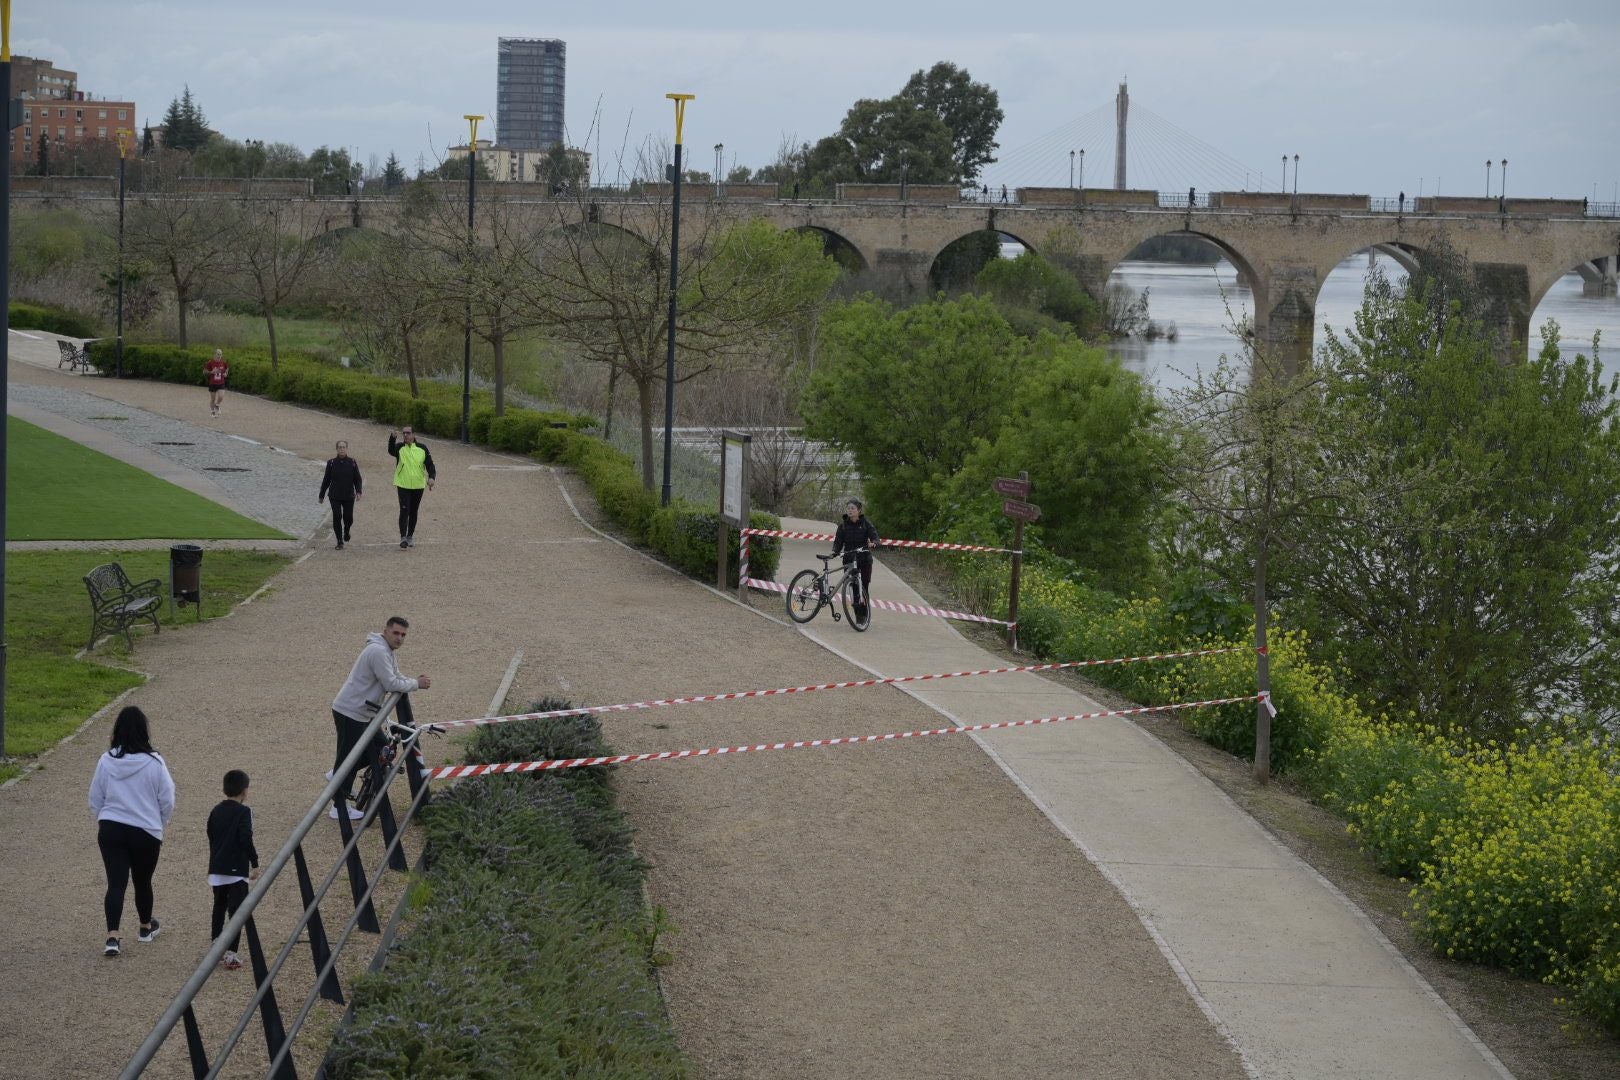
left=403, top=334, right=419, bottom=398
left=176, top=293, right=189, bottom=348
left=604, top=365, right=619, bottom=441
left=1253, top=531, right=1272, bottom=783
left=637, top=375, right=656, bottom=490
left=492, top=334, right=506, bottom=416
left=264, top=306, right=279, bottom=369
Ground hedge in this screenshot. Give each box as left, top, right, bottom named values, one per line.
left=970, top=556, right=1620, bottom=1036
left=327, top=703, right=688, bottom=1078
left=92, top=341, right=784, bottom=583
left=10, top=300, right=102, bottom=339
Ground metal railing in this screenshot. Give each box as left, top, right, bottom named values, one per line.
left=1587, top=201, right=1620, bottom=219
left=120, top=693, right=430, bottom=1079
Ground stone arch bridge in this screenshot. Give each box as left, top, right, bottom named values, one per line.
left=22, top=181, right=1619, bottom=362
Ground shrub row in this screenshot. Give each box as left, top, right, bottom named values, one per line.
left=10, top=300, right=102, bottom=339
left=984, top=557, right=1620, bottom=1035
left=534, top=424, right=781, bottom=586
left=86, top=342, right=594, bottom=446
left=94, top=341, right=783, bottom=583
left=328, top=704, right=688, bottom=1078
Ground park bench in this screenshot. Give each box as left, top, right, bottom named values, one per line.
left=56, top=339, right=94, bottom=373
left=83, top=563, right=162, bottom=651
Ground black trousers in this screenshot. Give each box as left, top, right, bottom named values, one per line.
left=211, top=880, right=249, bottom=951
left=98, top=819, right=162, bottom=933
left=332, top=710, right=386, bottom=802
left=396, top=487, right=425, bottom=538
left=842, top=554, right=873, bottom=605
left=331, top=497, right=355, bottom=541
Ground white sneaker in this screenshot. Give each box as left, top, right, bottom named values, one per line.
left=328, top=805, right=366, bottom=820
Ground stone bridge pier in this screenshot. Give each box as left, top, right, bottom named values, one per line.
left=1581, top=255, right=1619, bottom=297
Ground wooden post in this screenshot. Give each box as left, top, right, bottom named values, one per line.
left=1252, top=536, right=1272, bottom=783
left=1007, top=471, right=1028, bottom=651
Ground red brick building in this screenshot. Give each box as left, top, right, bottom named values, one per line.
left=10, top=96, right=139, bottom=172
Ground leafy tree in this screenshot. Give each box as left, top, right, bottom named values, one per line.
left=725, top=164, right=754, bottom=184
left=1291, top=265, right=1620, bottom=739
left=530, top=210, right=839, bottom=488
left=943, top=338, right=1165, bottom=588
left=899, top=61, right=1004, bottom=182
left=975, top=250, right=1104, bottom=336
left=536, top=144, right=588, bottom=192
left=381, top=152, right=407, bottom=191
left=308, top=146, right=359, bottom=194
left=802, top=294, right=1029, bottom=534
left=431, top=153, right=493, bottom=182
left=810, top=96, right=956, bottom=189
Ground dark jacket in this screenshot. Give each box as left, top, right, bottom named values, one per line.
left=319, top=456, right=363, bottom=501
left=206, top=799, right=259, bottom=880
left=832, top=514, right=880, bottom=560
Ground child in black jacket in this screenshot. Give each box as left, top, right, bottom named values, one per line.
left=205, top=770, right=260, bottom=971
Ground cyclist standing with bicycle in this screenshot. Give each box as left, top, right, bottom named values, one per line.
left=329, top=617, right=431, bottom=820
left=832, top=498, right=880, bottom=621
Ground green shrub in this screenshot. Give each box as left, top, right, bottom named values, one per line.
left=329, top=702, right=685, bottom=1077
left=9, top=300, right=102, bottom=338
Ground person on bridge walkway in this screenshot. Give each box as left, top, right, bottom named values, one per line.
left=330, top=617, right=431, bottom=818
left=89, top=706, right=176, bottom=957
left=833, top=498, right=881, bottom=620
left=319, top=440, right=363, bottom=549
left=387, top=427, right=435, bottom=549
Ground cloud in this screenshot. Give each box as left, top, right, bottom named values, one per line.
left=1529, top=20, right=1581, bottom=46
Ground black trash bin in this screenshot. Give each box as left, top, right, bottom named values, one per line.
left=170, top=544, right=203, bottom=617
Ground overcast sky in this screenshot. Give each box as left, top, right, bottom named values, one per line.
left=28, top=1, right=1620, bottom=200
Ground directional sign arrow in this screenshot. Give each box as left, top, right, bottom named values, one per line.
left=992, top=476, right=1032, bottom=498
left=1002, top=499, right=1042, bottom=522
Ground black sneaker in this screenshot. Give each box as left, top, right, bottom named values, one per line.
left=336, top=540, right=344, bottom=549
left=400, top=537, right=409, bottom=549
left=104, top=937, right=121, bottom=957
left=138, top=919, right=161, bottom=943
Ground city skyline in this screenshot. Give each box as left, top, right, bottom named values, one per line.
left=23, top=1, right=1620, bottom=197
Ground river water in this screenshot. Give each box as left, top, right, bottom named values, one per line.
left=1104, top=258, right=1620, bottom=395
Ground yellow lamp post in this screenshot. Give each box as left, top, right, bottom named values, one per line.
left=460, top=114, right=484, bottom=443
left=116, top=128, right=132, bottom=378
left=661, top=93, right=694, bottom=506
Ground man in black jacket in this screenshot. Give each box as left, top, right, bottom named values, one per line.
left=318, top=440, right=363, bottom=549
left=205, top=770, right=259, bottom=971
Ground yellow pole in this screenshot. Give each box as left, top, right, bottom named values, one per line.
left=666, top=93, right=694, bottom=146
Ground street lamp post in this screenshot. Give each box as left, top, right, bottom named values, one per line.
left=1293, top=154, right=1299, bottom=195
left=1069, top=149, right=1074, bottom=189
left=1500, top=158, right=1508, bottom=202
left=661, top=93, right=695, bottom=508
left=1079, top=148, right=1085, bottom=192
left=460, top=114, right=484, bottom=445
left=1485, top=160, right=1492, bottom=197
left=714, top=142, right=722, bottom=196
left=116, top=128, right=131, bottom=379
left=1282, top=154, right=1287, bottom=192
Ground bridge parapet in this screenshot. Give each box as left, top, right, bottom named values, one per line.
left=835, top=183, right=958, bottom=203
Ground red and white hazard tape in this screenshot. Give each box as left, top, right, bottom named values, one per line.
left=743, top=576, right=1013, bottom=627
left=740, top=528, right=1018, bottom=556
left=434, top=644, right=1251, bottom=731
left=426, top=693, right=1270, bottom=778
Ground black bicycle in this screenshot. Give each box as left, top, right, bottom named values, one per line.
left=353, top=718, right=443, bottom=814
left=786, top=551, right=872, bottom=631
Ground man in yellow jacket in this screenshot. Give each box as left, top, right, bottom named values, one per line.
left=388, top=427, right=437, bottom=549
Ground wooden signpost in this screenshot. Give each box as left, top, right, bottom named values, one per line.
left=718, top=431, right=751, bottom=593
left=996, top=473, right=1040, bottom=650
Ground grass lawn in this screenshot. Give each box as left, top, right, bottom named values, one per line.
left=6, top=418, right=289, bottom=540
left=1, top=550, right=290, bottom=783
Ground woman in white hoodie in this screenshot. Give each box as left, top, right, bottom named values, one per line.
left=89, top=706, right=176, bottom=957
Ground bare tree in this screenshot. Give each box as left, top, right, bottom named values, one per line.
left=333, top=229, right=441, bottom=396
left=222, top=202, right=336, bottom=367
left=125, top=174, right=239, bottom=347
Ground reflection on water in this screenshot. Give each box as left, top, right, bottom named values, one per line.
left=1105, top=258, right=1620, bottom=395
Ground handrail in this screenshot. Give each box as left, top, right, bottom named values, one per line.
left=120, top=692, right=423, bottom=1078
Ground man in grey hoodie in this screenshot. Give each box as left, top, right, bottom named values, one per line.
left=330, top=617, right=431, bottom=819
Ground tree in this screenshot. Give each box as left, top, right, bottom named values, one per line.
left=944, top=338, right=1165, bottom=587
left=530, top=206, right=839, bottom=488
left=35, top=132, right=48, bottom=176
left=1289, top=263, right=1620, bottom=739
left=811, top=96, right=957, bottom=189
left=335, top=230, right=439, bottom=396
left=159, top=86, right=211, bottom=153
left=125, top=165, right=242, bottom=346
left=381, top=152, right=407, bottom=192
left=975, top=251, right=1104, bottom=337
left=802, top=295, right=1031, bottom=535
left=900, top=61, right=1004, bottom=182
left=222, top=203, right=335, bottom=367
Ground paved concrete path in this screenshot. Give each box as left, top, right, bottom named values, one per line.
left=773, top=518, right=1514, bottom=1080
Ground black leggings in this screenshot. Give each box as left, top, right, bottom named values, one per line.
left=331, top=497, right=355, bottom=540
left=98, top=819, right=162, bottom=933
left=396, top=487, right=425, bottom=538
left=843, top=555, right=873, bottom=603
left=212, top=880, right=249, bottom=951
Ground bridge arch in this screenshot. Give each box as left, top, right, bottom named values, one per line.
left=788, top=225, right=868, bottom=272
left=1529, top=250, right=1620, bottom=311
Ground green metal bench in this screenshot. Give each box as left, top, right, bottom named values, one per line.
left=84, top=563, right=162, bottom=650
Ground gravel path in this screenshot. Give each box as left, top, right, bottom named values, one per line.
left=0, top=339, right=1244, bottom=1079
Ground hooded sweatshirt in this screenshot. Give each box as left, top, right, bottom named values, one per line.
left=332, top=631, right=421, bottom=724
left=89, top=750, right=177, bottom=840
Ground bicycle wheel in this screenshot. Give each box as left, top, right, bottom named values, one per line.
left=842, top=580, right=872, bottom=631
left=786, top=569, right=823, bottom=623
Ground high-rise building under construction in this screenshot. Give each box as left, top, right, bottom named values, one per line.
left=496, top=37, right=566, bottom=149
